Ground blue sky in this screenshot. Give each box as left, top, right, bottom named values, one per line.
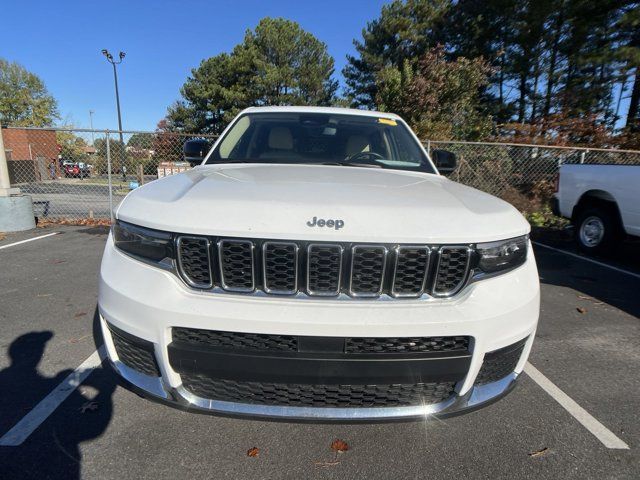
left=1, top=0, right=390, bottom=131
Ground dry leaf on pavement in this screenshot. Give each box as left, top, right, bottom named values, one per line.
left=79, top=401, right=99, bottom=413
left=576, top=307, right=587, bottom=314
left=330, top=439, right=349, bottom=453
left=247, top=447, right=259, bottom=457
left=315, top=439, right=351, bottom=467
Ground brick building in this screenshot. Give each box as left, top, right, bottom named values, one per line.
left=2, top=127, right=59, bottom=183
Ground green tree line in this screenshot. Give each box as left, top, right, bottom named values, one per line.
left=166, top=5, right=639, bottom=147
left=2, top=3, right=639, bottom=148
left=343, top=0, right=640, bottom=146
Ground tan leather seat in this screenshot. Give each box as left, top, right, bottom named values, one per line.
left=345, top=135, right=370, bottom=157
left=260, top=127, right=296, bottom=159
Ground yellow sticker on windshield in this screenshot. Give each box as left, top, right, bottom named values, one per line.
left=378, top=118, right=397, bottom=126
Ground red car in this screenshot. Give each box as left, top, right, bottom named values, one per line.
left=62, top=162, right=90, bottom=178
left=63, top=163, right=80, bottom=177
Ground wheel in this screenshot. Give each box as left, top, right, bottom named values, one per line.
left=574, top=205, right=620, bottom=255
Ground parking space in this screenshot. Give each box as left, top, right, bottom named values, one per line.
left=0, top=227, right=638, bottom=479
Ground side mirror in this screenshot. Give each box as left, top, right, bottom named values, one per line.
left=432, top=149, right=457, bottom=175
left=183, top=139, right=210, bottom=166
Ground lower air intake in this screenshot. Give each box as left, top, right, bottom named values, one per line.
left=475, top=338, right=527, bottom=385
left=109, top=325, right=160, bottom=377
left=181, top=375, right=456, bottom=407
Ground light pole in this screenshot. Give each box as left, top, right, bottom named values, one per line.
left=89, top=109, right=95, bottom=144
left=101, top=49, right=125, bottom=147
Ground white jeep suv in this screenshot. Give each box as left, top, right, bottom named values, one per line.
left=99, top=106, right=539, bottom=420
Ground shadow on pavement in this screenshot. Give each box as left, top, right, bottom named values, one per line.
left=534, top=236, right=640, bottom=318
left=0, top=309, right=117, bottom=480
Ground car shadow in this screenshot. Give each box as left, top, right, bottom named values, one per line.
left=0, top=308, right=118, bottom=479
left=534, top=240, right=640, bottom=319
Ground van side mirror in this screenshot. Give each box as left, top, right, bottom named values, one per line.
left=432, top=149, right=457, bottom=175
left=183, top=139, right=210, bottom=166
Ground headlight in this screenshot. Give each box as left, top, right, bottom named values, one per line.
left=477, top=235, right=528, bottom=274
left=112, top=221, right=174, bottom=266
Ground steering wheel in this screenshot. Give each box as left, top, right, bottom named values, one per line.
left=346, top=151, right=385, bottom=162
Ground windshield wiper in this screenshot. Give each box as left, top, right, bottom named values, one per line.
left=317, top=161, right=383, bottom=168
left=207, top=159, right=383, bottom=168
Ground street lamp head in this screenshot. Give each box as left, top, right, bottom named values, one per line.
left=119, top=52, right=126, bottom=60
left=102, top=49, right=115, bottom=62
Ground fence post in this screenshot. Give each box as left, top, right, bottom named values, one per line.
left=0, top=125, right=20, bottom=196
left=106, top=130, right=114, bottom=223
left=426, top=140, right=431, bottom=155
left=580, top=150, right=586, bottom=164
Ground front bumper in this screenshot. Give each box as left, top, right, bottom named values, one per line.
left=99, top=234, right=540, bottom=420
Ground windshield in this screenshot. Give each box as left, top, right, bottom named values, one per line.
left=206, top=112, right=435, bottom=174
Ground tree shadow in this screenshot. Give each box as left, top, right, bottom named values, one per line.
left=0, top=308, right=117, bottom=479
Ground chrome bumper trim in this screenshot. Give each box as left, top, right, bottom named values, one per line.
left=108, top=355, right=518, bottom=420
left=109, top=359, right=170, bottom=400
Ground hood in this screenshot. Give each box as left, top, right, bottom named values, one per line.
left=117, top=164, right=529, bottom=244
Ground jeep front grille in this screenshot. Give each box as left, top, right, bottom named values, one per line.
left=174, top=236, right=474, bottom=299
left=433, top=247, right=472, bottom=296
left=262, top=242, right=298, bottom=294
left=349, top=245, right=387, bottom=297
left=218, top=239, right=254, bottom=292
left=176, top=236, right=212, bottom=288
left=391, top=246, right=431, bottom=297
left=307, top=244, right=343, bottom=295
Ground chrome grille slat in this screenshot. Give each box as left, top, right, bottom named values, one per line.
left=432, top=246, right=472, bottom=297
left=218, top=239, right=255, bottom=292
left=176, top=236, right=212, bottom=289
left=306, top=244, right=343, bottom=296
left=262, top=242, right=299, bottom=294
left=349, top=245, right=387, bottom=297
left=391, top=246, right=431, bottom=298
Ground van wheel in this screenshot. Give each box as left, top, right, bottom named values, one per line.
left=574, top=206, right=620, bottom=255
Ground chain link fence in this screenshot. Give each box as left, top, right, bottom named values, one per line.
left=3, top=126, right=639, bottom=222
left=2, top=126, right=217, bottom=221
left=425, top=140, right=640, bottom=213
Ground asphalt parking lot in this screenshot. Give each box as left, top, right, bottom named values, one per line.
left=19, top=182, right=123, bottom=218
left=0, top=226, right=638, bottom=479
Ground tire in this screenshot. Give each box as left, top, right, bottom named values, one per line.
left=574, top=205, right=621, bottom=255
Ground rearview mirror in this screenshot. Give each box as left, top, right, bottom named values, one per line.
left=183, top=139, right=210, bottom=166
left=432, top=149, right=457, bottom=175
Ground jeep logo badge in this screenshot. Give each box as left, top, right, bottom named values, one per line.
left=307, top=216, right=344, bottom=230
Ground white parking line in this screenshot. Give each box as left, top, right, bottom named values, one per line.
left=532, top=241, right=640, bottom=280
left=525, top=362, right=629, bottom=450
left=0, top=347, right=105, bottom=447
left=0, top=232, right=59, bottom=251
